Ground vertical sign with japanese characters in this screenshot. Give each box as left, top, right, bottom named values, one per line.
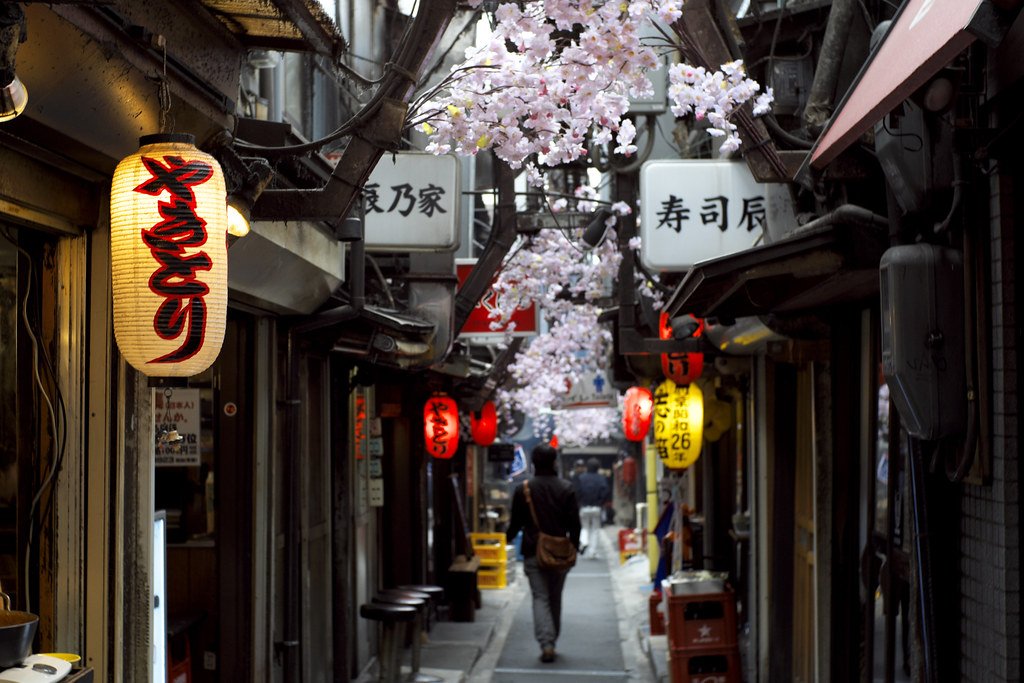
left=361, top=152, right=460, bottom=252
left=639, top=160, right=768, bottom=272
left=153, top=387, right=202, bottom=466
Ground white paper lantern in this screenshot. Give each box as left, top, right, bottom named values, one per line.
left=110, top=133, right=228, bottom=377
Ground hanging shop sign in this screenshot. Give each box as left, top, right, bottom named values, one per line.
left=652, top=379, right=703, bottom=469
left=470, top=401, right=498, bottom=446
left=153, top=387, right=201, bottom=466
left=659, top=311, right=704, bottom=385
left=455, top=259, right=539, bottom=337
left=564, top=370, right=617, bottom=409
left=110, top=133, right=228, bottom=377
left=639, top=160, right=767, bottom=272
left=424, top=395, right=460, bottom=459
left=622, top=386, right=654, bottom=442
left=363, top=152, right=460, bottom=252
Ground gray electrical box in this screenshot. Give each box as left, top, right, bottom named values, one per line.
left=879, top=244, right=965, bottom=440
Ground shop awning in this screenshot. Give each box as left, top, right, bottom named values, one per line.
left=807, top=0, right=997, bottom=171
left=198, top=0, right=348, bottom=57
left=663, top=222, right=888, bottom=320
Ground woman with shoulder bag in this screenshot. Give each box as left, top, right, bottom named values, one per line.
left=506, top=444, right=582, bottom=663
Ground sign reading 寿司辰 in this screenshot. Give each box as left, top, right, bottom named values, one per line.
left=639, top=160, right=768, bottom=272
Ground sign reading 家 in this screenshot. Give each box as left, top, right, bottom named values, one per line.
left=640, top=160, right=767, bottom=272
left=363, top=152, right=460, bottom=252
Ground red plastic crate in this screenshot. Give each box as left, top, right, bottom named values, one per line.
left=666, top=590, right=738, bottom=651
left=669, top=646, right=741, bottom=683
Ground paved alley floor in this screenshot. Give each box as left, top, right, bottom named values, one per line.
left=472, top=526, right=657, bottom=683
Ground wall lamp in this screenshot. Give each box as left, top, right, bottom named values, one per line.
left=226, top=157, right=274, bottom=237
left=0, top=4, right=27, bottom=123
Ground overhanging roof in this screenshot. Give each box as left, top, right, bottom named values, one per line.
left=805, top=0, right=1005, bottom=172
left=664, top=223, right=888, bottom=320
left=198, top=0, right=347, bottom=57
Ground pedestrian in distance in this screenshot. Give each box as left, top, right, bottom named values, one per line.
left=506, top=444, right=582, bottom=663
left=575, top=457, right=610, bottom=559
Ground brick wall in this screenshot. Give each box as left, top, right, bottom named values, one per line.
left=959, top=171, right=1020, bottom=681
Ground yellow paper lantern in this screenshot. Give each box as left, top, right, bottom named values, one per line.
left=652, top=379, right=704, bottom=469
left=110, top=133, right=228, bottom=377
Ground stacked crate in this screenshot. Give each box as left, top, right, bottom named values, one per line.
left=664, top=585, right=741, bottom=683
left=470, top=532, right=508, bottom=589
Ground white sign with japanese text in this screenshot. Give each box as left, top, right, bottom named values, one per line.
left=640, top=160, right=767, bottom=272
left=153, top=387, right=202, bottom=467
left=363, top=152, right=460, bottom=252
left=563, top=370, right=617, bottom=410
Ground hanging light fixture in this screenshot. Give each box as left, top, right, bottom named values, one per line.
left=652, top=378, right=703, bottom=469
left=470, top=401, right=498, bottom=447
left=0, top=4, right=27, bottom=123
left=659, top=311, right=704, bottom=385
left=424, top=395, right=460, bottom=459
left=622, top=386, right=654, bottom=442
left=110, top=133, right=228, bottom=377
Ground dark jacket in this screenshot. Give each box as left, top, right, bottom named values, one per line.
left=506, top=474, right=582, bottom=559
left=574, top=471, right=610, bottom=507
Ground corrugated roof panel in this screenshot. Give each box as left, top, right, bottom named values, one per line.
left=198, top=0, right=345, bottom=56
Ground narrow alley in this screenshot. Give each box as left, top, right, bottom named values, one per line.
left=358, top=527, right=659, bottom=683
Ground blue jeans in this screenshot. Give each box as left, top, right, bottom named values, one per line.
left=523, top=556, right=569, bottom=648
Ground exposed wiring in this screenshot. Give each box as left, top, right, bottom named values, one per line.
left=0, top=228, right=67, bottom=613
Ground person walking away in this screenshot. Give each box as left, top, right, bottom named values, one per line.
left=575, top=458, right=610, bottom=559
left=506, top=444, right=581, bottom=663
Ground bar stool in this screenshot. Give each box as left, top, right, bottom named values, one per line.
left=397, top=584, right=444, bottom=631
left=360, top=602, right=417, bottom=683
left=374, top=592, right=442, bottom=683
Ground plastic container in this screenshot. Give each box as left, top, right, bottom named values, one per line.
left=477, top=567, right=507, bottom=590
left=665, top=591, right=738, bottom=651
left=663, top=571, right=729, bottom=596
left=669, top=646, right=741, bottom=683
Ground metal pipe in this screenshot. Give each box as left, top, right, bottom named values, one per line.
left=282, top=330, right=302, bottom=681
left=908, top=438, right=939, bottom=683
left=803, top=0, right=859, bottom=131
left=793, top=204, right=889, bottom=235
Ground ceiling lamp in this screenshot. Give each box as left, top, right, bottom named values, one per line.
left=622, top=386, right=653, bottom=442
left=424, top=395, right=459, bottom=459
left=110, top=133, right=228, bottom=377
left=0, top=4, right=27, bottom=123
left=470, top=401, right=498, bottom=447
left=652, top=379, right=703, bottom=470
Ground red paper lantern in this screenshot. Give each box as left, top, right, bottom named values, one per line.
left=621, top=455, right=638, bottom=484
left=470, top=401, right=498, bottom=446
left=659, top=311, right=704, bottom=385
left=622, top=386, right=654, bottom=442
left=424, top=395, right=460, bottom=459
left=549, top=434, right=559, bottom=449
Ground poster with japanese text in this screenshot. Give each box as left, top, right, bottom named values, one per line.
left=640, top=160, right=767, bottom=271
left=153, top=387, right=202, bottom=466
